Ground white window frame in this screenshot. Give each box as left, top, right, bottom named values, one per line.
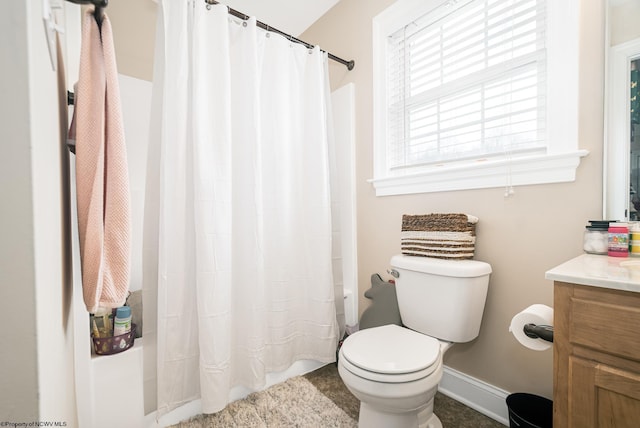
left=370, top=0, right=588, bottom=196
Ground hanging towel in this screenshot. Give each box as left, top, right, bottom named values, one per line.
left=71, top=9, right=131, bottom=313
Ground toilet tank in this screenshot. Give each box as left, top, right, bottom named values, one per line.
left=390, top=255, right=492, bottom=343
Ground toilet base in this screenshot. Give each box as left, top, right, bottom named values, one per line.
left=358, top=402, right=442, bottom=428
left=421, top=411, right=443, bottom=428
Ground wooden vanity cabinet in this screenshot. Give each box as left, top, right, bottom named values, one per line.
left=554, top=281, right=640, bottom=427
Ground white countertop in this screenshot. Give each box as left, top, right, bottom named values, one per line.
left=545, top=254, right=640, bottom=293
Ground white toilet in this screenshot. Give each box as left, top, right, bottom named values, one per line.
left=338, top=254, right=492, bottom=428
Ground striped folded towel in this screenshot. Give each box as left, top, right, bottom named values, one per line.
left=401, top=213, right=478, bottom=260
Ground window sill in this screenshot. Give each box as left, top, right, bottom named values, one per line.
left=369, top=150, right=589, bottom=196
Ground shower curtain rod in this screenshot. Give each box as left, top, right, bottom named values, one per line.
left=62, top=0, right=354, bottom=70
left=204, top=0, right=355, bottom=71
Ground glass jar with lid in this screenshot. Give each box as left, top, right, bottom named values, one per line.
left=583, top=220, right=611, bottom=255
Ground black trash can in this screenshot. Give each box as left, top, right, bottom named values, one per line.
left=506, top=393, right=553, bottom=428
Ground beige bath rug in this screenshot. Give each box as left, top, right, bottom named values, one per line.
left=170, top=375, right=357, bottom=427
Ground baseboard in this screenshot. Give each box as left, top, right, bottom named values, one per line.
left=438, top=365, right=509, bottom=426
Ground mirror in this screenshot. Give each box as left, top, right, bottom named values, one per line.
left=605, top=0, right=640, bottom=221
left=632, top=59, right=640, bottom=219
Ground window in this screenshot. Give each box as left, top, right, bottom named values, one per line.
left=371, top=0, right=587, bottom=196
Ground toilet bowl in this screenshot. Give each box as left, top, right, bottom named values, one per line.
left=338, top=324, right=449, bottom=428
left=338, top=255, right=492, bottom=428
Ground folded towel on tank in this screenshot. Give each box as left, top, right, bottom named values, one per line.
left=401, top=213, right=477, bottom=260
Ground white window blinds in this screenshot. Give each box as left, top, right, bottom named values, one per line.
left=386, top=0, right=546, bottom=172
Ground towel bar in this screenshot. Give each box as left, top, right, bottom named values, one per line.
left=64, top=0, right=107, bottom=26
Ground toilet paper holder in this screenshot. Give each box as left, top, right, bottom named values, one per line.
left=523, top=323, right=554, bottom=343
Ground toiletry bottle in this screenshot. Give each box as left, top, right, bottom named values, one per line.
left=113, top=306, right=132, bottom=336
left=608, top=222, right=629, bottom=257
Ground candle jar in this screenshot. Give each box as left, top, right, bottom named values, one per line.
left=583, top=226, right=609, bottom=255
left=608, top=222, right=629, bottom=257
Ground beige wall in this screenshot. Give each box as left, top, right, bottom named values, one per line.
left=610, top=0, right=640, bottom=45
left=108, top=0, right=607, bottom=399
left=109, top=0, right=157, bottom=81
left=301, top=0, right=606, bottom=398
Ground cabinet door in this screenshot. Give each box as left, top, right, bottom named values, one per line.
left=570, top=357, right=640, bottom=428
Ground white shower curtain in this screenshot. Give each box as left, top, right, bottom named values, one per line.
left=145, top=0, right=340, bottom=415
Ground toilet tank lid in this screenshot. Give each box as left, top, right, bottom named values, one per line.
left=391, top=255, right=492, bottom=277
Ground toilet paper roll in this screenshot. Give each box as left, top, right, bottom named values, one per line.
left=509, top=304, right=554, bottom=351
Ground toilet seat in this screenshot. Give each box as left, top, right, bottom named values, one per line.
left=340, top=324, right=441, bottom=383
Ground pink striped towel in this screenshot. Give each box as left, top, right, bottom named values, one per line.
left=71, top=9, right=131, bottom=313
